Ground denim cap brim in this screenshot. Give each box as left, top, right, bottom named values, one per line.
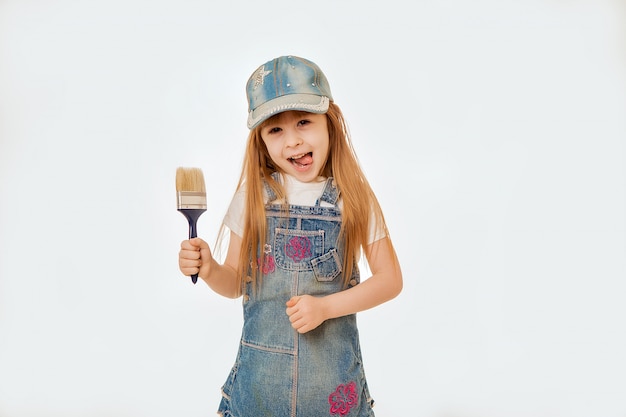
left=246, top=55, right=333, bottom=129
left=247, top=94, right=330, bottom=130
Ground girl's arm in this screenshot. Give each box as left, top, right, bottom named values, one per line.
left=286, top=237, right=403, bottom=333
left=178, top=232, right=243, bottom=299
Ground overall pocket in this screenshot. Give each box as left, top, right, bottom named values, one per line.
left=274, top=228, right=325, bottom=271
left=311, top=248, right=342, bottom=282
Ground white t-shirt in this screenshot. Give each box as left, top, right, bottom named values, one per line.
left=223, top=174, right=386, bottom=245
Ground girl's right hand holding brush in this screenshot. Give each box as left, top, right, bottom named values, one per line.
left=178, top=234, right=242, bottom=298
left=178, top=237, right=214, bottom=280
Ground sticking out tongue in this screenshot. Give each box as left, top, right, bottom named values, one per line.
left=292, top=153, right=313, bottom=166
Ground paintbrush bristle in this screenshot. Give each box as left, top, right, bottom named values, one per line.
left=176, top=167, right=206, bottom=193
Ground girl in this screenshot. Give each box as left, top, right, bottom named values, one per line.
left=179, top=55, right=403, bottom=417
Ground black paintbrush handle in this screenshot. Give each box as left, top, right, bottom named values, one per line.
left=179, top=208, right=206, bottom=284
left=189, top=220, right=199, bottom=284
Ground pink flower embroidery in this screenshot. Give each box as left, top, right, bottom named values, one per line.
left=329, top=381, right=358, bottom=415
left=257, top=254, right=275, bottom=274
left=256, top=244, right=276, bottom=274
left=285, top=236, right=312, bottom=262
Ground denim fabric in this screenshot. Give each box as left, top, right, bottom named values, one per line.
left=246, top=55, right=333, bottom=129
left=218, top=176, right=375, bottom=417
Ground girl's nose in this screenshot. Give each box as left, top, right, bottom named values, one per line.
left=284, top=129, right=303, bottom=147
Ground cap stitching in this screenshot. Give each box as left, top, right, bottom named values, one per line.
left=247, top=97, right=330, bottom=129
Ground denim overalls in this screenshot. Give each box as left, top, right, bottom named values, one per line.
left=218, top=175, right=375, bottom=417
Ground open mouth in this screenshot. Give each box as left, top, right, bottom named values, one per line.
left=288, top=152, right=313, bottom=168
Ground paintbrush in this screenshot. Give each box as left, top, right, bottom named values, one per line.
left=176, top=167, right=207, bottom=284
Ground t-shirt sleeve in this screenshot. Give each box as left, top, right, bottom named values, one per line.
left=223, top=188, right=246, bottom=238
left=368, top=210, right=388, bottom=245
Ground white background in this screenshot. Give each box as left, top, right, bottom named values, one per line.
left=1, top=0, right=625, bottom=416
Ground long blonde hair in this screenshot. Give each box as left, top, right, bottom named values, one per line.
left=226, top=102, right=389, bottom=290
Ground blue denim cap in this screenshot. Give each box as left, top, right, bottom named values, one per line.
left=246, top=55, right=333, bottom=129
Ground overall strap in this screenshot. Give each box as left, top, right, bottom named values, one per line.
left=316, top=177, right=340, bottom=207
left=263, top=172, right=281, bottom=202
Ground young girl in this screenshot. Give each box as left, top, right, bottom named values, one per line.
left=178, top=55, right=403, bottom=417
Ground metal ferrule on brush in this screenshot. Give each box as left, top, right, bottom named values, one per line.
left=177, top=191, right=207, bottom=210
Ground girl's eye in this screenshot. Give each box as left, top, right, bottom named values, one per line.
left=297, top=119, right=311, bottom=126
left=267, top=127, right=282, bottom=134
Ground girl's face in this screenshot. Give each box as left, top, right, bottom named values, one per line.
left=260, top=111, right=330, bottom=183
